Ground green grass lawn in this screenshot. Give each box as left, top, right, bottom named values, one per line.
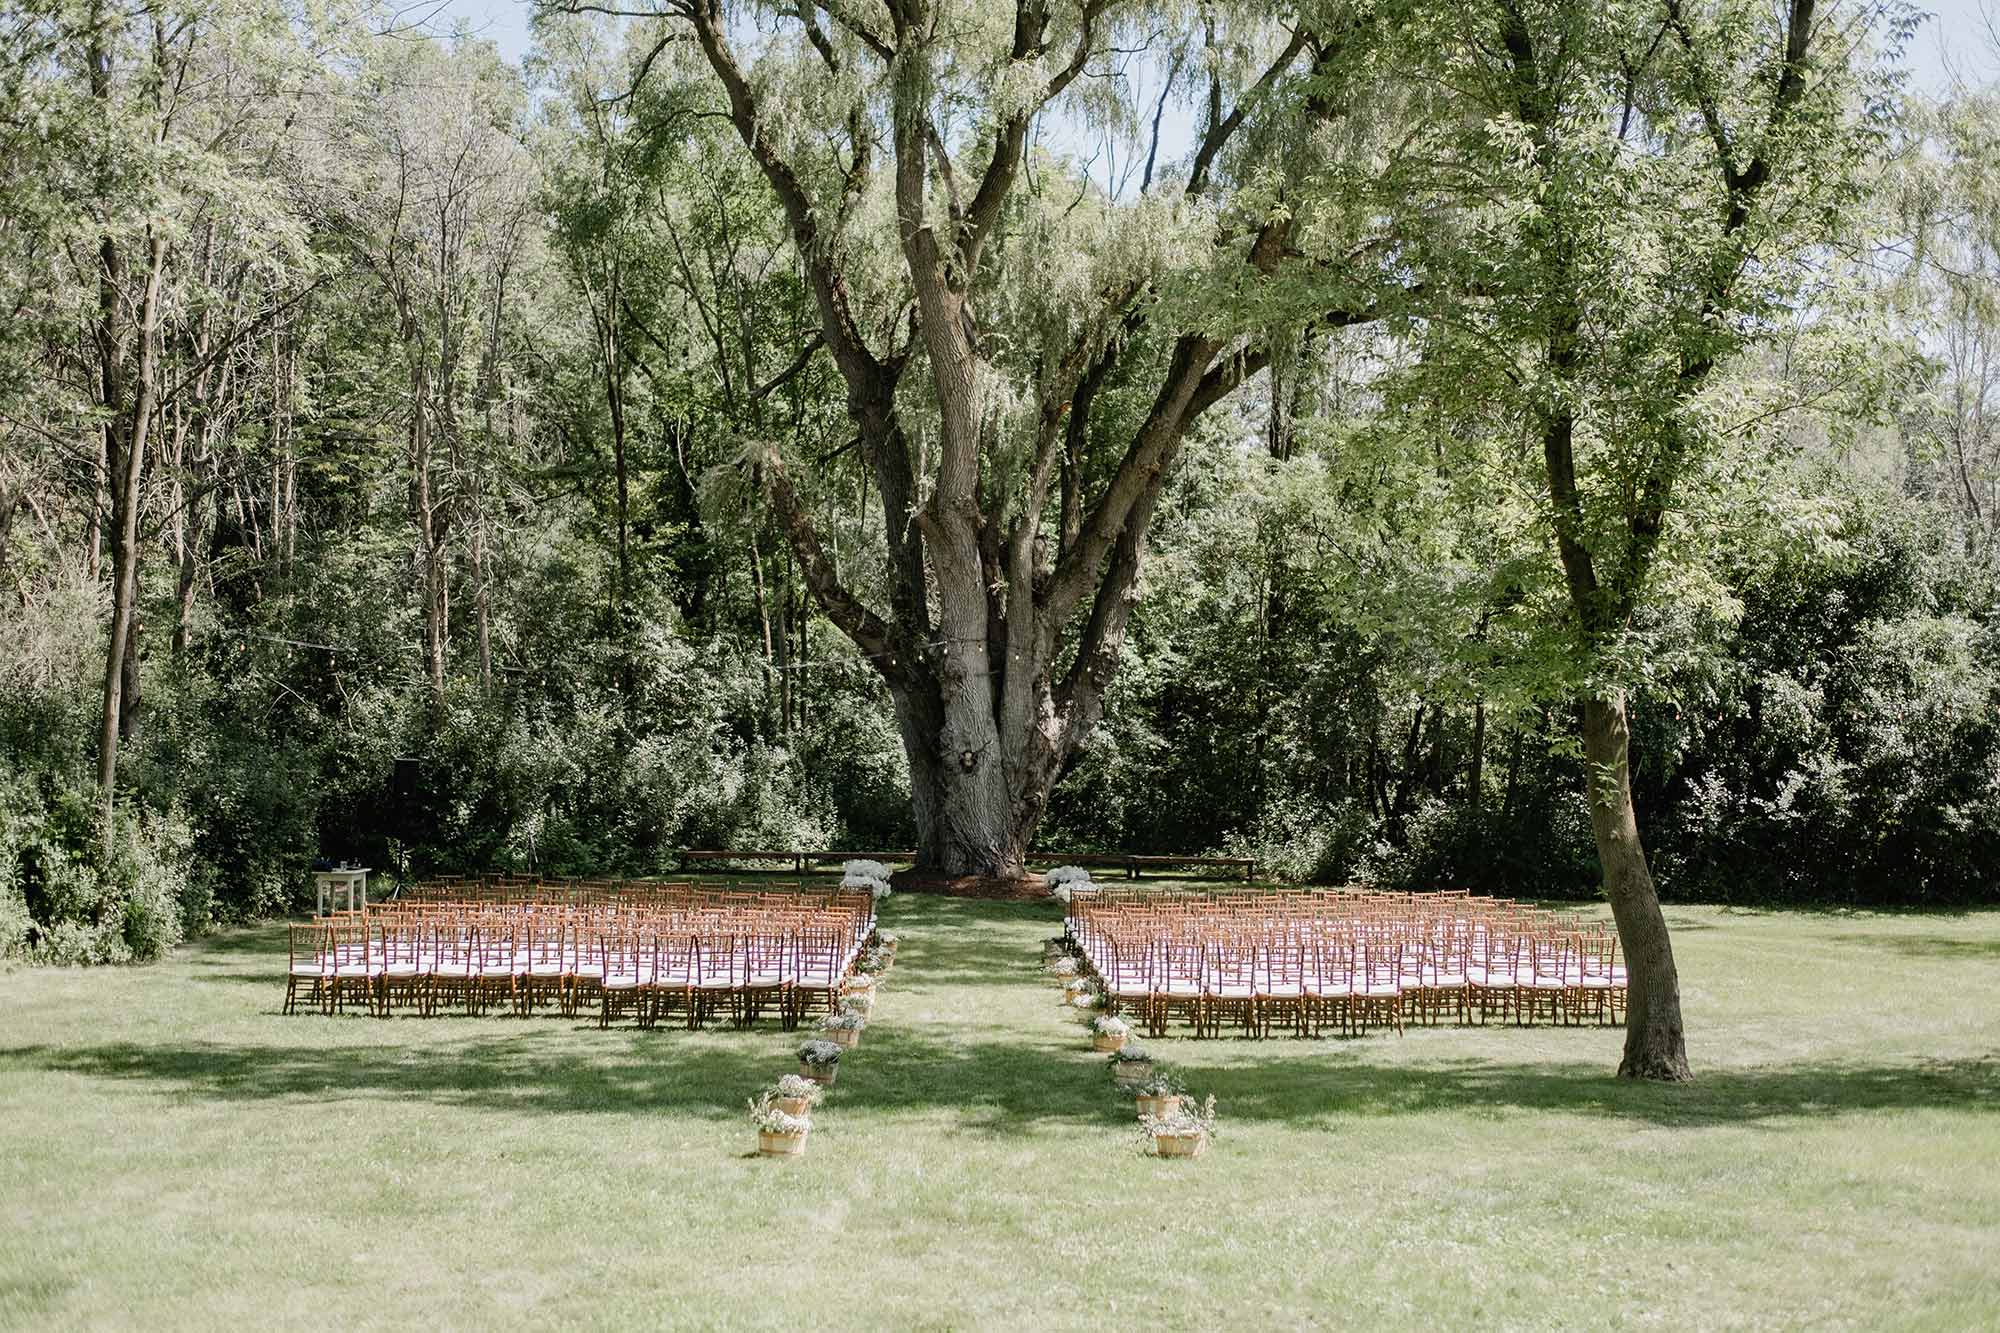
left=3, top=892, right=1998, bottom=1330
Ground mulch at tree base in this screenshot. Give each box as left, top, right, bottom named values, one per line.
left=888, top=869, right=1049, bottom=902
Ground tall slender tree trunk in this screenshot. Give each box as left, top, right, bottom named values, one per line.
left=404, top=344, right=448, bottom=698
left=604, top=317, right=630, bottom=607
left=95, top=229, right=166, bottom=847
left=472, top=515, right=493, bottom=696
left=422, top=544, right=448, bottom=696
left=1582, top=691, right=1691, bottom=1081
left=173, top=510, right=200, bottom=658
left=118, top=605, right=141, bottom=742
left=1468, top=699, right=1486, bottom=811
left=749, top=532, right=774, bottom=721
left=87, top=427, right=106, bottom=581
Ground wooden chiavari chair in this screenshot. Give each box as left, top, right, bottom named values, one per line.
left=1256, top=931, right=1307, bottom=1038
left=517, top=917, right=568, bottom=1015
left=599, top=931, right=653, bottom=1028
left=567, top=926, right=607, bottom=1018
left=652, top=932, right=696, bottom=1028
left=378, top=916, right=427, bottom=1017
left=1204, top=932, right=1259, bottom=1038
left=327, top=919, right=375, bottom=1016
left=1354, top=936, right=1403, bottom=1035
left=429, top=915, right=476, bottom=1016
left=471, top=920, right=517, bottom=1016
left=690, top=930, right=738, bottom=1029
left=283, top=922, right=331, bottom=1015
left=1151, top=933, right=1205, bottom=1037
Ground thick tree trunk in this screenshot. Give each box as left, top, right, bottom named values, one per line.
left=888, top=672, right=1037, bottom=881
left=1581, top=691, right=1691, bottom=1082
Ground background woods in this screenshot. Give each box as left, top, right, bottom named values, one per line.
left=1, top=0, right=1996, bottom=979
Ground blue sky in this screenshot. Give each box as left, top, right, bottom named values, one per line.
left=422, top=0, right=1997, bottom=96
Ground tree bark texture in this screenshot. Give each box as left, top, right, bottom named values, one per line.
left=1583, top=692, right=1692, bottom=1080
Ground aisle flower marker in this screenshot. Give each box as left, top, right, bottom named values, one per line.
left=749, top=1089, right=812, bottom=1157
left=1090, top=1014, right=1131, bottom=1053
left=798, top=1039, right=843, bottom=1084
left=1046, top=865, right=1093, bottom=906
left=1108, top=1044, right=1152, bottom=1089
left=841, top=860, right=894, bottom=902
left=1131, top=1068, right=1188, bottom=1121
left=818, top=1010, right=865, bottom=1048
left=1141, top=1093, right=1217, bottom=1159
left=767, top=1073, right=824, bottom=1118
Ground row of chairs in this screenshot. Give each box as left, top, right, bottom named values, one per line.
left=285, top=886, right=875, bottom=1029
left=1068, top=887, right=1626, bottom=1037
left=398, top=876, right=825, bottom=909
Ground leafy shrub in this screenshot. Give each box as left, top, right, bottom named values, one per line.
left=0, top=881, right=29, bottom=959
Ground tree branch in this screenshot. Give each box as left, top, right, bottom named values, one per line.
left=751, top=332, right=825, bottom=401
left=1186, top=26, right=1310, bottom=200
left=959, top=0, right=1116, bottom=279
left=677, top=0, right=885, bottom=394
left=753, top=437, right=901, bottom=672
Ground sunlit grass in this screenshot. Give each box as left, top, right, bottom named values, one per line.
left=2, top=890, right=1997, bottom=1328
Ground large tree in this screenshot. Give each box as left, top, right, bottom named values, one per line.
left=583, top=0, right=1414, bottom=879
left=1388, top=0, right=1899, bottom=1077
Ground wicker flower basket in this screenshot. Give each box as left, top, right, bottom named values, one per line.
left=1153, top=1131, right=1206, bottom=1159
left=799, top=1062, right=837, bottom=1085
left=1135, top=1093, right=1182, bottom=1120
left=1092, top=1032, right=1127, bottom=1053
left=1113, top=1061, right=1152, bottom=1089
left=775, top=1096, right=814, bottom=1117
left=758, top=1127, right=809, bottom=1157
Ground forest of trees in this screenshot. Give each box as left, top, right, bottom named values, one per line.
left=3, top=0, right=1996, bottom=1014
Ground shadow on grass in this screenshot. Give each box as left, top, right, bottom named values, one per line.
left=5, top=1028, right=1993, bottom=1133
left=1190, top=1050, right=2000, bottom=1129
left=0, top=1023, right=1117, bottom=1135
left=1829, top=934, right=2000, bottom=961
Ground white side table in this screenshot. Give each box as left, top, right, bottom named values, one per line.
left=314, top=867, right=370, bottom=915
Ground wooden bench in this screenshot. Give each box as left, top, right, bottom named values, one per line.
left=802, top=851, right=917, bottom=869
left=678, top=849, right=1257, bottom=882
left=681, top=849, right=918, bottom=874
left=1122, top=854, right=1257, bottom=883
left=1031, top=852, right=1257, bottom=882
left=680, top=849, right=816, bottom=874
